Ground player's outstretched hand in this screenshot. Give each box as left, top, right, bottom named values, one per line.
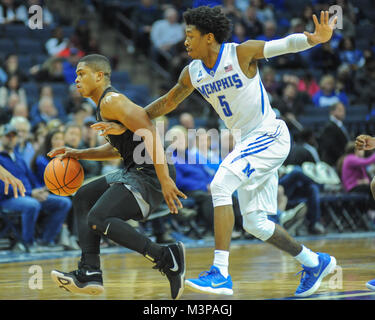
left=304, top=10, right=338, bottom=46
left=355, top=135, right=375, bottom=151
left=161, top=177, right=188, bottom=214
left=47, top=146, right=80, bottom=159
left=90, top=121, right=127, bottom=136
left=0, top=165, right=26, bottom=198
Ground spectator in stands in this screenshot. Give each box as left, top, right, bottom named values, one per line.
left=231, top=22, right=250, bottom=44
left=339, top=37, right=366, bottom=71
left=261, top=66, right=280, bottom=102
left=30, top=56, right=65, bottom=83
left=45, top=26, right=70, bottom=56
left=12, top=101, right=28, bottom=118
left=179, top=112, right=196, bottom=149
left=318, top=102, right=350, bottom=167
left=302, top=4, right=315, bottom=34
left=256, top=20, right=278, bottom=41
left=30, top=96, right=65, bottom=128
left=312, top=74, right=349, bottom=108
left=61, top=48, right=83, bottom=85
left=131, top=0, right=162, bottom=55
left=222, top=0, right=242, bottom=25
left=297, top=71, right=320, bottom=98
left=0, top=0, right=25, bottom=24
left=0, top=74, right=27, bottom=109
left=78, top=116, right=102, bottom=179
left=68, top=103, right=93, bottom=126
left=240, top=5, right=263, bottom=39
left=64, top=122, right=99, bottom=179
left=150, top=6, right=185, bottom=67
left=354, top=55, right=375, bottom=107
left=273, top=82, right=308, bottom=136
left=251, top=0, right=274, bottom=23
left=3, top=54, right=28, bottom=82
left=32, top=122, right=48, bottom=152
left=169, top=125, right=214, bottom=234
left=310, top=42, right=341, bottom=74
left=279, top=167, right=325, bottom=235
left=0, top=123, right=70, bottom=252
left=339, top=141, right=375, bottom=209
left=10, top=116, right=35, bottom=169
left=285, top=129, right=321, bottom=166
left=71, top=19, right=91, bottom=54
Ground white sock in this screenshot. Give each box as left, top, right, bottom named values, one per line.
left=213, top=250, right=229, bottom=278
left=294, top=245, right=319, bottom=268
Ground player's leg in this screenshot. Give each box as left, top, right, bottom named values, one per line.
left=51, top=177, right=109, bottom=295
left=240, top=172, right=336, bottom=297
left=52, top=178, right=185, bottom=299
left=185, top=167, right=243, bottom=295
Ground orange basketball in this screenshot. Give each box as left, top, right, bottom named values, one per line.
left=44, top=157, right=84, bottom=196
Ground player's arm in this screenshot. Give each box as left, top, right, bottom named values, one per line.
left=144, top=65, right=194, bottom=120
left=356, top=135, right=375, bottom=151
left=48, top=142, right=121, bottom=161
left=0, top=165, right=26, bottom=198
left=90, top=66, right=194, bottom=136
left=100, top=94, right=187, bottom=213
left=237, top=11, right=337, bottom=64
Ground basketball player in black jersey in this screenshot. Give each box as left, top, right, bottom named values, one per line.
left=49, top=54, right=187, bottom=300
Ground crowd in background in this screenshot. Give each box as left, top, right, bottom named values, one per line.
left=1, top=0, right=375, bottom=252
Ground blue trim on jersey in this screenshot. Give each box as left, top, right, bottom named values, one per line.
left=240, top=138, right=275, bottom=155
left=242, top=136, right=275, bottom=153
left=202, top=42, right=225, bottom=77
left=259, top=79, right=265, bottom=115
left=231, top=145, right=271, bottom=163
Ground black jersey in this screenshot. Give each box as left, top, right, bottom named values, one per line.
left=96, top=86, right=154, bottom=172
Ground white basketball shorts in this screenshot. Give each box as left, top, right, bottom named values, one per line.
left=213, top=119, right=291, bottom=215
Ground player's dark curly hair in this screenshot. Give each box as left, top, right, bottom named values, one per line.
left=183, top=6, right=232, bottom=44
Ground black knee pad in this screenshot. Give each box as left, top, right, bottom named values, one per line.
left=87, top=209, right=107, bottom=234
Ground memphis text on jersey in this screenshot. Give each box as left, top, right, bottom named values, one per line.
left=197, top=73, right=243, bottom=99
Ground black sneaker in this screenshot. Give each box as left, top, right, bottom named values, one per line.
left=152, top=241, right=186, bottom=300
left=51, top=263, right=104, bottom=295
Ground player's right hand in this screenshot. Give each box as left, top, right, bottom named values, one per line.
left=47, top=146, right=80, bottom=159
left=355, top=135, right=375, bottom=151
left=161, top=177, right=188, bottom=214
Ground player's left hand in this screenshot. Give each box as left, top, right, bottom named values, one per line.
left=161, top=177, right=187, bottom=214
left=304, top=11, right=338, bottom=46
left=90, top=121, right=127, bottom=136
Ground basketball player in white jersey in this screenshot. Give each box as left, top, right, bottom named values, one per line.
left=92, top=6, right=337, bottom=297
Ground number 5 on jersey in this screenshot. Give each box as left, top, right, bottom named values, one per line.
left=218, top=95, right=232, bottom=117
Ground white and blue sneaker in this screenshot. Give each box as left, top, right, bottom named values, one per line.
left=185, top=266, right=233, bottom=295
left=295, top=252, right=337, bottom=297
left=366, top=279, right=375, bottom=291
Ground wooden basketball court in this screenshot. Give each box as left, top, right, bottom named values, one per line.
left=1, top=234, right=375, bottom=301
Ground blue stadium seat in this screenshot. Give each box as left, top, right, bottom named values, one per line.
left=111, top=71, right=131, bottom=86
left=16, top=39, right=44, bottom=54
left=22, top=81, right=39, bottom=97
left=29, top=27, right=52, bottom=41
left=0, top=39, right=16, bottom=56
left=18, top=55, right=33, bottom=70
left=4, top=24, right=29, bottom=38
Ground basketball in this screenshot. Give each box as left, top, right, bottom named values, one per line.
left=44, top=157, right=84, bottom=196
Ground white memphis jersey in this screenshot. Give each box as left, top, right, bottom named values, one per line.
left=188, top=42, right=277, bottom=141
